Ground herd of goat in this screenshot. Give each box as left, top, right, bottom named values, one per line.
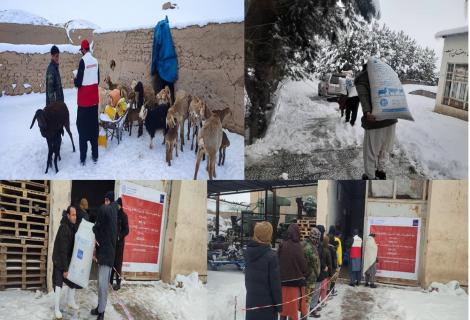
left=30, top=78, right=232, bottom=179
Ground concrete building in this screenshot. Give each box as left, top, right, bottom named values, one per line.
left=434, top=26, right=468, bottom=120
left=0, top=180, right=207, bottom=292
left=316, top=180, right=468, bottom=288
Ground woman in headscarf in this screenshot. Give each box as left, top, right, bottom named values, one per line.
left=278, top=223, right=309, bottom=320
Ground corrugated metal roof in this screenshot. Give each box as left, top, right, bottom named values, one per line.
left=207, top=180, right=317, bottom=196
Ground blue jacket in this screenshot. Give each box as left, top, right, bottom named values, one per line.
left=151, top=16, right=178, bottom=83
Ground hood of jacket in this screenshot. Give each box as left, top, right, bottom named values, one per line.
left=246, top=240, right=272, bottom=263
left=286, top=223, right=301, bottom=243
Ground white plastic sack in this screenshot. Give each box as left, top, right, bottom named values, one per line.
left=67, top=220, right=95, bottom=288
left=367, top=57, right=414, bottom=121
left=338, top=77, right=347, bottom=95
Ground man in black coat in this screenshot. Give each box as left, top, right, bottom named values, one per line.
left=46, top=45, right=64, bottom=106
left=110, top=197, right=129, bottom=290
left=91, top=191, right=118, bottom=320
left=245, top=221, right=282, bottom=320
left=52, top=206, right=80, bottom=319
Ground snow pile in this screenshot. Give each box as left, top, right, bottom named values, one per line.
left=0, top=9, right=52, bottom=26
left=397, top=85, right=468, bottom=178
left=0, top=43, right=80, bottom=54
left=428, top=281, right=467, bottom=296
left=0, top=89, right=244, bottom=179
left=207, top=270, right=245, bottom=320
left=94, top=0, right=243, bottom=33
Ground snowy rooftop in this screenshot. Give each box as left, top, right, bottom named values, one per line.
left=435, top=26, right=468, bottom=38
left=0, top=43, right=80, bottom=54
left=61, top=19, right=100, bottom=30
left=0, top=9, right=52, bottom=25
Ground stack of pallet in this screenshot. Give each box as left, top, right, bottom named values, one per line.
left=0, top=181, right=49, bottom=290
left=297, top=218, right=317, bottom=241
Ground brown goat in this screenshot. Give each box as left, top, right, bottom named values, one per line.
left=218, top=131, right=230, bottom=166
left=193, top=107, right=232, bottom=180
left=165, top=122, right=179, bottom=166
left=166, top=90, right=191, bottom=151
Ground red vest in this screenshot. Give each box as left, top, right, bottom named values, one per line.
left=77, top=52, right=99, bottom=107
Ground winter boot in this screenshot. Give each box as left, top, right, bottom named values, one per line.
left=54, top=286, right=63, bottom=319
left=310, top=311, right=321, bottom=318
left=365, top=282, right=370, bottom=287
left=362, top=174, right=370, bottom=180
left=370, top=284, right=377, bottom=289
left=375, top=170, right=386, bottom=180
left=91, top=307, right=99, bottom=316
left=97, top=312, right=105, bottom=320
left=113, top=279, right=121, bottom=291
left=67, top=287, right=79, bottom=310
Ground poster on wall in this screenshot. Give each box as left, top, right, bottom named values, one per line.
left=367, top=217, right=421, bottom=280
left=118, top=181, right=167, bottom=273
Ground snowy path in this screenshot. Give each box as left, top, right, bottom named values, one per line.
left=0, top=89, right=244, bottom=179
left=206, top=270, right=468, bottom=320
left=245, top=79, right=467, bottom=179
left=0, top=275, right=207, bottom=320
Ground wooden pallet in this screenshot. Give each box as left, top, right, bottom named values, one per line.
left=298, top=218, right=317, bottom=241
left=0, top=180, right=49, bottom=194
left=0, top=208, right=49, bottom=225
left=0, top=180, right=50, bottom=290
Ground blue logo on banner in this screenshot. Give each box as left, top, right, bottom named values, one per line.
left=380, top=98, right=388, bottom=107
left=160, top=194, right=165, bottom=203
left=413, top=219, right=419, bottom=227
left=77, top=249, right=83, bottom=259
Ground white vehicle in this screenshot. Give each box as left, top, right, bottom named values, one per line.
left=318, top=73, right=347, bottom=96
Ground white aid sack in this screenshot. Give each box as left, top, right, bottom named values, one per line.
left=67, top=220, right=95, bottom=288
left=367, top=57, right=414, bottom=121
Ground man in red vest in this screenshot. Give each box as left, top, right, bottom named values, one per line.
left=74, top=39, right=100, bottom=166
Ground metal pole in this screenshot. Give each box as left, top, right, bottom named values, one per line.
left=264, top=189, right=268, bottom=221
left=272, top=188, right=277, bottom=247
left=216, top=193, right=220, bottom=236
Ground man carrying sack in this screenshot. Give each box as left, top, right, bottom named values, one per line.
left=52, top=206, right=81, bottom=319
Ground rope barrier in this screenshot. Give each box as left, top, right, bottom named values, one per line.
left=240, top=268, right=341, bottom=313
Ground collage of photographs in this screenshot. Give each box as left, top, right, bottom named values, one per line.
left=0, top=0, right=467, bottom=320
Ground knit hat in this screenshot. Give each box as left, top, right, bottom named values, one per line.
left=80, top=39, right=90, bottom=51
left=79, top=198, right=88, bottom=210
left=310, top=227, right=321, bottom=240
left=105, top=191, right=115, bottom=202
left=50, top=45, right=59, bottom=55
left=253, top=221, right=273, bottom=244
left=117, top=197, right=122, bottom=206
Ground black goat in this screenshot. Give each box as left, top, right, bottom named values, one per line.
left=140, top=102, right=171, bottom=149
left=30, top=102, right=76, bottom=173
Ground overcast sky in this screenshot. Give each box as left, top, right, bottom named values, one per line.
left=379, top=0, right=467, bottom=64
left=1, top=0, right=243, bottom=29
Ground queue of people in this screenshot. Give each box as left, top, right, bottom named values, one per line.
left=245, top=222, right=345, bottom=320
left=51, top=192, right=129, bottom=320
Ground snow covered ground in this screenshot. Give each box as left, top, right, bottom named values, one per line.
left=207, top=270, right=468, bottom=320
left=207, top=268, right=245, bottom=320
left=246, top=78, right=467, bottom=179
left=0, top=273, right=207, bottom=320
left=0, top=89, right=244, bottom=179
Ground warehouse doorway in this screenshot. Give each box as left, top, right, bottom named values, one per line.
left=71, top=180, right=115, bottom=223
left=326, top=181, right=366, bottom=280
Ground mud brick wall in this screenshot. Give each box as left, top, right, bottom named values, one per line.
left=0, top=51, right=81, bottom=96
left=93, top=22, right=244, bottom=134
